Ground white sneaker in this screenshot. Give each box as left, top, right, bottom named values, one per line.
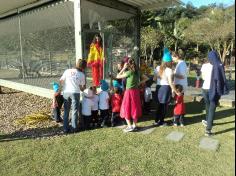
left=202, top=120, right=207, bottom=127
left=123, top=126, right=134, bottom=132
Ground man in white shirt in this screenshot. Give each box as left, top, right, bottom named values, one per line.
left=200, top=61, right=213, bottom=131
left=60, top=59, right=86, bottom=133
left=172, top=52, right=188, bottom=92
left=201, top=62, right=213, bottom=90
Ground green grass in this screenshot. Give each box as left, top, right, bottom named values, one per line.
left=0, top=102, right=235, bottom=176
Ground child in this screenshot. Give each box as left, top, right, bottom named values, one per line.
left=82, top=87, right=94, bottom=130
left=173, top=84, right=185, bottom=127
left=143, top=80, right=153, bottom=114
left=51, top=82, right=63, bottom=123
left=99, top=80, right=110, bottom=127
left=111, top=80, right=123, bottom=127
left=91, top=86, right=99, bottom=127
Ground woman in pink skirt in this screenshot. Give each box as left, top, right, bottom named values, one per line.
left=116, top=58, right=148, bottom=132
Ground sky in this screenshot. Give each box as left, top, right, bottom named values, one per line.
left=181, top=0, right=235, bottom=7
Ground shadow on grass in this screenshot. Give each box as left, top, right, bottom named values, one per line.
left=214, top=127, right=235, bottom=135
left=185, top=108, right=235, bottom=126
left=0, top=126, right=65, bottom=143
left=133, top=125, right=156, bottom=132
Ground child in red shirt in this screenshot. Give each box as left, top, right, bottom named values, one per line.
left=173, top=84, right=185, bottom=127
left=111, top=81, right=123, bottom=127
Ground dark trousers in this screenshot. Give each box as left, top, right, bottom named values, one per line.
left=111, top=112, right=120, bottom=126
left=155, top=103, right=168, bottom=123
left=154, top=85, right=161, bottom=103
left=100, top=109, right=109, bottom=126
left=53, top=107, right=62, bottom=122
left=173, top=115, right=184, bottom=125
left=202, top=89, right=217, bottom=131
left=144, top=101, right=151, bottom=113
left=91, top=110, right=99, bottom=126
left=83, top=115, right=92, bottom=130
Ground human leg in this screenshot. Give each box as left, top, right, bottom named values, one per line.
left=173, top=115, right=179, bottom=126
left=179, top=115, right=184, bottom=126
left=202, top=89, right=210, bottom=121
left=71, top=93, right=80, bottom=131
left=206, top=101, right=217, bottom=131
left=63, top=93, right=71, bottom=133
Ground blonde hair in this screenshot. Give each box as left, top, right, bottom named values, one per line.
left=159, top=62, right=172, bottom=77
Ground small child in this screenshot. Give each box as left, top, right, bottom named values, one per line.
left=143, top=80, right=153, bottom=114
left=51, top=82, right=63, bottom=123
left=91, top=86, right=99, bottom=127
left=82, top=87, right=94, bottom=130
left=173, top=84, right=185, bottom=127
left=111, top=80, right=123, bottom=127
left=99, top=80, right=110, bottom=127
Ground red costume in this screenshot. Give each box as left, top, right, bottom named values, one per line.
left=174, top=95, right=185, bottom=115
left=111, top=93, right=123, bottom=113
left=87, top=42, right=104, bottom=86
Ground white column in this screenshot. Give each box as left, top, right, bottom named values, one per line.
left=74, top=0, right=83, bottom=63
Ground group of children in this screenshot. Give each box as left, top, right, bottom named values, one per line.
left=51, top=79, right=124, bottom=130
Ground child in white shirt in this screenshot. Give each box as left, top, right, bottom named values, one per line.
left=82, top=87, right=94, bottom=130
left=99, top=80, right=110, bottom=127
left=91, top=86, right=99, bottom=128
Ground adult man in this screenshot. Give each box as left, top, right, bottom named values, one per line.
left=60, top=59, right=86, bottom=133
left=172, top=52, right=188, bottom=92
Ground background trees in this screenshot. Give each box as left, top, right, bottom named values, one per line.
left=140, top=3, right=235, bottom=64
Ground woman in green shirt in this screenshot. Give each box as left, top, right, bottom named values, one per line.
left=117, top=58, right=148, bottom=132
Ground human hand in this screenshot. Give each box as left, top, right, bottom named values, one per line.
left=123, top=63, right=128, bottom=69
left=175, top=91, right=182, bottom=96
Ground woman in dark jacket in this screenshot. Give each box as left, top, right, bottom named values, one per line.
left=201, top=51, right=229, bottom=136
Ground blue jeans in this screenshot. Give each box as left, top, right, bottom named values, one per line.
left=63, top=93, right=80, bottom=132
left=202, top=89, right=217, bottom=131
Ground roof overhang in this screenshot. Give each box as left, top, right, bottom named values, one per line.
left=0, top=0, right=55, bottom=19
left=118, top=0, right=181, bottom=10
left=0, top=0, right=181, bottom=19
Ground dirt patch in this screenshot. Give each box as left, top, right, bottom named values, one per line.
left=0, top=86, right=63, bottom=138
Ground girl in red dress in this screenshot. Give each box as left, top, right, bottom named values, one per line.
left=173, top=84, right=185, bottom=127
left=111, top=80, right=123, bottom=127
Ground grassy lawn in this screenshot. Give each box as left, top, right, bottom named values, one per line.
left=0, top=101, right=235, bottom=176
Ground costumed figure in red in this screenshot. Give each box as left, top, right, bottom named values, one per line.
left=87, top=34, right=104, bottom=87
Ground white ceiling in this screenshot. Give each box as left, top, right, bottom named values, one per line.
left=118, top=0, right=181, bottom=10
left=0, top=0, right=181, bottom=17
left=0, top=0, right=45, bottom=17
left=0, top=0, right=181, bottom=35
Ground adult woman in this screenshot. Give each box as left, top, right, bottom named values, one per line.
left=201, top=51, right=229, bottom=136
left=116, top=58, right=148, bottom=132
left=154, top=48, right=179, bottom=126
left=60, top=59, right=86, bottom=133
left=87, top=34, right=104, bottom=86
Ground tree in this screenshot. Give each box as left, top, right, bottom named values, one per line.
left=183, top=5, right=235, bottom=63
left=140, top=26, right=164, bottom=63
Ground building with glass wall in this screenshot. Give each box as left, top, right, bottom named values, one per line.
left=0, top=0, right=180, bottom=98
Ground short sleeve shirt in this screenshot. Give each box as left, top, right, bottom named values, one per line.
left=60, top=68, right=85, bottom=93
left=99, top=91, right=109, bottom=110
left=174, top=60, right=188, bottom=88
left=125, top=71, right=139, bottom=89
